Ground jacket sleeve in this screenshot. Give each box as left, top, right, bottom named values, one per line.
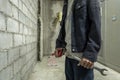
left=82, top=0, right=101, bottom=62
left=55, top=0, right=68, bottom=48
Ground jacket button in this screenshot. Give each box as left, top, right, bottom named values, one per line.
left=72, top=49, right=75, bottom=51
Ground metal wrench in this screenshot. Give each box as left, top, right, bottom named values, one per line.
left=69, top=54, right=108, bottom=76
left=94, top=66, right=108, bottom=76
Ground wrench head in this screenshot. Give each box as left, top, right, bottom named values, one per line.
left=101, top=69, right=108, bottom=76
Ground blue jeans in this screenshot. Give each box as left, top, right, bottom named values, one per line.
left=65, top=57, right=94, bottom=80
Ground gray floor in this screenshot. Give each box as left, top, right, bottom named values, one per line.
left=28, top=56, right=120, bottom=80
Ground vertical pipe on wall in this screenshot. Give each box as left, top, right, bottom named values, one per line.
left=37, top=0, right=41, bottom=61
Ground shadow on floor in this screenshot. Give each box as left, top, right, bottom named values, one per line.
left=28, top=56, right=120, bottom=80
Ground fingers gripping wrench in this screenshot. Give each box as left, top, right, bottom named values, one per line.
left=71, top=55, right=108, bottom=76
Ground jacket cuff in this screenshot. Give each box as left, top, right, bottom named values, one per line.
left=56, top=44, right=65, bottom=48
left=82, top=51, right=98, bottom=62
left=56, top=39, right=66, bottom=48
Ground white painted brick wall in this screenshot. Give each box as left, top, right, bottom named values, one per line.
left=31, top=42, right=37, bottom=50
left=23, top=4, right=28, bottom=17
left=26, top=50, right=35, bottom=62
left=26, top=36, right=31, bottom=44
left=18, top=0, right=23, bottom=10
left=7, top=18, right=19, bottom=33
left=12, top=5, right=18, bottom=20
left=23, top=25, right=28, bottom=35
left=18, top=11, right=25, bottom=24
left=21, top=63, right=27, bottom=77
left=26, top=44, right=32, bottom=53
left=20, top=55, right=26, bottom=67
left=0, top=51, right=7, bottom=71
left=0, top=13, right=6, bottom=31
left=13, top=58, right=22, bottom=75
left=0, top=0, right=38, bottom=80
left=10, top=0, right=18, bottom=7
left=21, top=55, right=36, bottom=78
left=19, top=23, right=23, bottom=34
left=14, top=34, right=23, bottom=46
left=13, top=73, right=21, bottom=80
left=22, top=35, right=26, bottom=44
left=0, top=0, right=12, bottom=16
left=0, top=32, right=13, bottom=49
left=8, top=47, right=20, bottom=65
left=20, top=45, right=27, bottom=56
left=0, top=65, right=13, bottom=80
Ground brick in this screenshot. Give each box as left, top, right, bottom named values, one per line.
left=19, top=23, right=23, bottom=34
left=21, top=63, right=27, bottom=77
left=8, top=47, right=20, bottom=65
left=0, top=51, right=7, bottom=71
left=31, top=29, right=34, bottom=35
left=10, top=0, right=18, bottom=7
left=18, top=0, right=23, bottom=10
left=20, top=45, right=27, bottom=56
left=20, top=55, right=26, bottom=66
left=34, top=36, right=37, bottom=42
left=0, top=0, right=12, bottom=16
left=7, top=18, right=19, bottom=33
left=13, top=73, right=21, bottom=80
left=26, top=36, right=31, bottom=44
left=28, top=29, right=32, bottom=35
left=31, top=55, right=37, bottom=66
left=23, top=4, right=28, bottom=16
left=30, top=36, right=34, bottom=43
left=22, top=60, right=32, bottom=76
left=0, top=13, right=6, bottom=31
left=13, top=58, right=21, bottom=75
left=0, top=65, right=13, bottom=80
left=26, top=52, right=33, bottom=62
left=31, top=43, right=36, bottom=50
left=22, top=71, right=29, bottom=80
left=26, top=44, right=31, bottom=53
left=26, top=49, right=37, bottom=63
left=27, top=57, right=35, bottom=69
left=12, top=5, right=18, bottom=20
left=22, top=62, right=33, bottom=80
left=0, top=32, right=13, bottom=49
left=32, top=36, right=37, bottom=42
left=25, top=17, right=30, bottom=27
left=18, top=11, right=25, bottom=24
left=23, top=25, right=28, bottom=35
left=22, top=35, right=26, bottom=44
left=21, top=0, right=28, bottom=6
left=14, top=34, right=22, bottom=46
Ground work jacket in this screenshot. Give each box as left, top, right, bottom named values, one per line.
left=56, top=0, right=101, bottom=62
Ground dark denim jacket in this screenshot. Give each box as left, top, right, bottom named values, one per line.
left=56, top=0, right=101, bottom=62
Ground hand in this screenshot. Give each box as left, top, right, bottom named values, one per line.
left=78, top=58, right=94, bottom=69
left=53, top=48, right=64, bottom=57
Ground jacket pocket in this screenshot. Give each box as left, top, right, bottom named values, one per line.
left=74, top=3, right=87, bottom=19
left=75, top=3, right=85, bottom=10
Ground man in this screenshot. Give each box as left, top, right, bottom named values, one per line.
left=54, top=0, right=101, bottom=80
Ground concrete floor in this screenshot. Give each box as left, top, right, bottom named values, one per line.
left=28, top=56, right=120, bottom=80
